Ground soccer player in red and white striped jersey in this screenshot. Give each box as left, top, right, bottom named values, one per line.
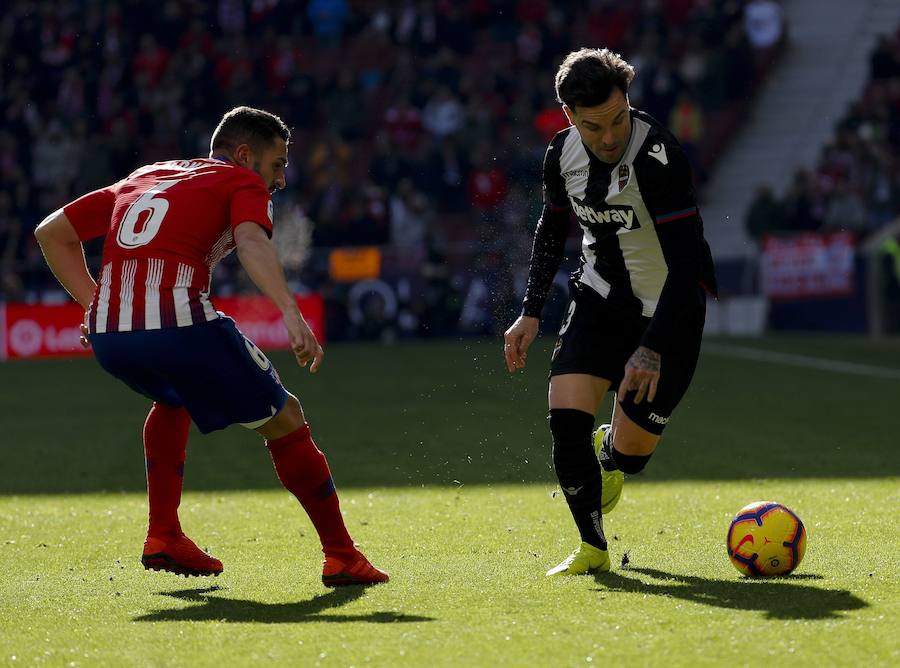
left=34, top=107, right=388, bottom=586
left=64, top=156, right=269, bottom=333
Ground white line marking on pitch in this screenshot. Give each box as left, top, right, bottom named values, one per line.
left=703, top=343, right=900, bottom=380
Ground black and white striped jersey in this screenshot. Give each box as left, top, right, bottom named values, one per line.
left=522, top=108, right=717, bottom=353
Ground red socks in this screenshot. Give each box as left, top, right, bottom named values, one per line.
left=143, top=408, right=354, bottom=559
left=265, top=424, right=355, bottom=557
left=143, top=402, right=191, bottom=540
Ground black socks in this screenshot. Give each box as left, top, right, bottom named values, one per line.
left=598, top=428, right=653, bottom=474
left=548, top=409, right=607, bottom=550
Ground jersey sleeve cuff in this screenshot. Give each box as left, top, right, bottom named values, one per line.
left=521, top=301, right=543, bottom=318
left=233, top=219, right=273, bottom=239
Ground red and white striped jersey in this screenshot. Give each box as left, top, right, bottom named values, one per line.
left=64, top=158, right=273, bottom=333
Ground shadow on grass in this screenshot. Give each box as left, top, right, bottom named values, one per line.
left=593, top=567, right=868, bottom=620
left=133, top=585, right=435, bottom=624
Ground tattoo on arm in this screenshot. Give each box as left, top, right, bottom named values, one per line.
left=628, top=346, right=661, bottom=373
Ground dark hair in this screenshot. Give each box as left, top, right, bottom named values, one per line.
left=210, top=106, right=290, bottom=153
left=555, top=48, right=635, bottom=110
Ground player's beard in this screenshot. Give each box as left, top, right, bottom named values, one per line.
left=251, top=159, right=275, bottom=192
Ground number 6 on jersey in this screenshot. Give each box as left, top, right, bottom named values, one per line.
left=116, top=179, right=179, bottom=249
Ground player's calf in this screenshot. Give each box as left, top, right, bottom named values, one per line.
left=549, top=409, right=607, bottom=550
left=597, top=427, right=653, bottom=475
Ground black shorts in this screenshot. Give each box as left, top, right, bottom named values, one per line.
left=549, top=281, right=706, bottom=435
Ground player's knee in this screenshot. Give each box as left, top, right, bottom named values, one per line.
left=548, top=408, right=595, bottom=475
left=611, top=448, right=652, bottom=474
left=549, top=408, right=594, bottom=445
left=280, top=393, right=305, bottom=424
left=258, top=393, right=306, bottom=440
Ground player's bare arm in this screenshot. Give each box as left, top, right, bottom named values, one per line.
left=618, top=345, right=661, bottom=404
left=234, top=221, right=324, bottom=373
left=34, top=209, right=97, bottom=310
left=504, top=315, right=539, bottom=372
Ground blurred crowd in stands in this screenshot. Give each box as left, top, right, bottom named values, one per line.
left=1, top=0, right=785, bottom=336
left=745, top=26, right=900, bottom=244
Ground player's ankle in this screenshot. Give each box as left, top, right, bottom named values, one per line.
left=581, top=536, right=608, bottom=552
left=598, top=428, right=619, bottom=472
left=147, top=526, right=183, bottom=542
left=611, top=448, right=652, bottom=474
left=324, top=545, right=359, bottom=560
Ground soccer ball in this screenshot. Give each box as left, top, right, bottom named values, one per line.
left=726, top=501, right=806, bottom=576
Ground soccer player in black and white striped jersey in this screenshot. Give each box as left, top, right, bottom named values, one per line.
left=503, top=48, right=718, bottom=576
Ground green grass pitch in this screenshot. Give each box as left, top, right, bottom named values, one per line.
left=0, top=336, right=898, bottom=666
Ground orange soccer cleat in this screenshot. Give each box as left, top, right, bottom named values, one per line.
left=141, top=534, right=223, bottom=577
left=321, top=550, right=389, bottom=587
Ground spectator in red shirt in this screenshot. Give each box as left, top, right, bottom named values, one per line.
left=132, top=34, right=170, bottom=87
left=467, top=147, right=509, bottom=212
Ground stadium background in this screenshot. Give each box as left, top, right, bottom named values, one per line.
left=1, top=3, right=899, bottom=666
left=3, top=0, right=898, bottom=355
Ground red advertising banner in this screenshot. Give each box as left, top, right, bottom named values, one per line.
left=1, top=302, right=90, bottom=360
left=761, top=232, right=856, bottom=301
left=1, top=294, right=324, bottom=361
left=211, top=294, right=325, bottom=351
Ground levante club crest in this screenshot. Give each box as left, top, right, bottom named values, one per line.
left=617, top=164, right=629, bottom=192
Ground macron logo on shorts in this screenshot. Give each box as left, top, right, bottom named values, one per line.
left=648, top=412, right=669, bottom=425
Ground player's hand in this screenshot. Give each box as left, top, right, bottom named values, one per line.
left=79, top=312, right=90, bottom=349
left=283, top=310, right=324, bottom=373
left=618, top=345, right=661, bottom=404
left=503, top=315, right=539, bottom=372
